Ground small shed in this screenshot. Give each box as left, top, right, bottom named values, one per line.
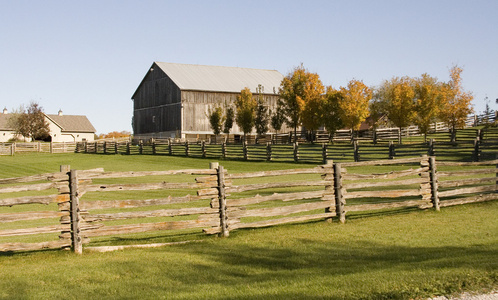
left=131, top=62, right=285, bottom=140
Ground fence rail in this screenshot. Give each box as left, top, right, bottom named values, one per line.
left=1, top=157, right=496, bottom=253
left=79, top=127, right=498, bottom=163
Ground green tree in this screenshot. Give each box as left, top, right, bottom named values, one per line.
left=9, top=102, right=50, bottom=141
left=270, top=99, right=286, bottom=134
left=235, top=87, right=257, bottom=141
left=322, top=87, right=344, bottom=142
left=254, top=85, right=269, bottom=141
left=206, top=105, right=224, bottom=143
left=223, top=103, right=234, bottom=137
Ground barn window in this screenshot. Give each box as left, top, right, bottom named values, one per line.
left=152, top=116, right=156, bottom=123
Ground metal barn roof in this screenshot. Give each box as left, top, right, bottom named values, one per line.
left=154, top=62, right=284, bottom=94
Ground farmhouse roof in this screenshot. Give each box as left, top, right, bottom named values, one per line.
left=134, top=62, right=284, bottom=97
left=45, top=114, right=96, bottom=133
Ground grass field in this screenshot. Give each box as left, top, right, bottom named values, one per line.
left=0, top=153, right=497, bottom=299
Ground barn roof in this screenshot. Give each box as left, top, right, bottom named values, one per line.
left=151, top=62, right=284, bottom=94
left=45, top=114, right=96, bottom=133
left=0, top=114, right=11, bottom=130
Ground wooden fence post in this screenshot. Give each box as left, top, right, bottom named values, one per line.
left=126, top=142, right=130, bottom=155
left=333, top=163, right=345, bottom=223
left=168, top=138, right=172, bottom=155
left=322, top=160, right=334, bottom=223
left=473, top=138, right=480, bottom=162
left=152, top=140, right=156, bottom=155
left=50, top=141, right=54, bottom=154
left=243, top=141, right=248, bottom=161
left=212, top=163, right=229, bottom=237
left=221, top=141, right=226, bottom=159
left=201, top=141, right=206, bottom=158
left=373, top=129, right=377, bottom=144
left=353, top=141, right=359, bottom=162
left=293, top=142, right=299, bottom=162
left=389, top=141, right=395, bottom=159
left=428, top=139, right=435, bottom=156
left=115, top=142, right=119, bottom=154
left=428, top=156, right=440, bottom=211
left=103, top=141, right=107, bottom=154
left=11, top=143, right=15, bottom=156
left=69, top=169, right=82, bottom=254
left=185, top=141, right=189, bottom=157
left=322, top=143, right=328, bottom=164
left=266, top=142, right=272, bottom=161
left=139, top=140, right=143, bottom=155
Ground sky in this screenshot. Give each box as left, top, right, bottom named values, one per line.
left=1, top=0, right=497, bottom=134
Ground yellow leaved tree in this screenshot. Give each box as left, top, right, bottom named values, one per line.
left=339, top=79, right=372, bottom=140
left=413, top=73, right=443, bottom=142
left=439, top=65, right=474, bottom=142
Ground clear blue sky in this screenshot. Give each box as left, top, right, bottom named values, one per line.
left=1, top=0, right=496, bottom=134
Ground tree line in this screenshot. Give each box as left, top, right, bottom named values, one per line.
left=207, top=64, right=474, bottom=143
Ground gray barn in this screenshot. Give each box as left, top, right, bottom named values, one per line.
left=131, top=62, right=284, bottom=140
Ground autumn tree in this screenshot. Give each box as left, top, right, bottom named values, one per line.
left=9, top=102, right=50, bottom=141
left=339, top=79, right=372, bottom=140
left=413, top=73, right=443, bottom=142
left=279, top=65, right=307, bottom=143
left=322, top=87, right=344, bottom=142
left=439, top=65, right=474, bottom=142
left=279, top=64, right=325, bottom=143
left=378, top=76, right=416, bottom=143
left=235, top=87, right=257, bottom=141
left=206, top=105, right=224, bottom=143
left=98, top=131, right=131, bottom=139
left=300, top=72, right=325, bottom=142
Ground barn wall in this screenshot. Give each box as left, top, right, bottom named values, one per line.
left=181, top=90, right=285, bottom=136
left=132, top=65, right=182, bottom=135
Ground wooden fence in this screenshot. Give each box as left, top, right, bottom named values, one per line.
left=0, top=142, right=78, bottom=155
left=78, top=127, right=498, bottom=163
left=1, top=157, right=496, bottom=253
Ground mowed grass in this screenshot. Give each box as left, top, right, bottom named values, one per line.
left=0, top=153, right=497, bottom=299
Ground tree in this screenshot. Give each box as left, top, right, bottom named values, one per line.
left=254, top=85, right=269, bottom=141
left=300, top=72, right=325, bottom=142
left=279, top=64, right=324, bottom=143
left=439, top=65, right=474, bottom=142
left=223, top=103, right=234, bottom=137
left=378, top=76, right=416, bottom=143
left=339, top=79, right=372, bottom=140
left=9, top=102, right=50, bottom=141
left=413, top=73, right=443, bottom=142
left=206, top=105, right=224, bottom=143
left=279, top=65, right=307, bottom=143
left=270, top=99, right=286, bottom=134
left=235, top=87, right=257, bottom=141
left=322, top=87, right=344, bottom=142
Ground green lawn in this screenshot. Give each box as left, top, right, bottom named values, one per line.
left=0, top=153, right=497, bottom=299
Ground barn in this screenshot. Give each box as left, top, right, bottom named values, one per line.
left=131, top=62, right=285, bottom=140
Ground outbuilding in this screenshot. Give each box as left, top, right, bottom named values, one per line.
left=131, top=62, right=285, bottom=140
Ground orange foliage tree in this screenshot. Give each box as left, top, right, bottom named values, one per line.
left=339, top=79, right=372, bottom=139
left=413, top=73, right=443, bottom=142
left=439, top=65, right=474, bottom=142
left=235, top=87, right=257, bottom=141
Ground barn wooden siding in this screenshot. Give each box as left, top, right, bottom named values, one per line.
left=181, top=90, right=282, bottom=135
left=132, top=66, right=182, bottom=136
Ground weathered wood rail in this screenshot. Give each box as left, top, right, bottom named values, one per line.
left=78, top=127, right=498, bottom=163
left=1, top=157, right=496, bottom=253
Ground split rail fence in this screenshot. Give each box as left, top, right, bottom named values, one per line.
left=1, top=157, right=497, bottom=253
left=0, top=142, right=77, bottom=156
left=78, top=127, right=498, bottom=163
